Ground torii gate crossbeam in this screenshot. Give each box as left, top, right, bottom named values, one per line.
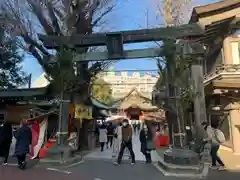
left=39, top=23, right=204, bottom=48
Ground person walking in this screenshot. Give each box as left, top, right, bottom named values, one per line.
left=115, top=119, right=135, bottom=165
left=139, top=124, right=154, bottom=163
left=112, top=122, right=122, bottom=158
left=99, top=124, right=107, bottom=152
left=14, top=119, right=32, bottom=170
left=202, top=121, right=225, bottom=170
left=0, top=121, right=13, bottom=165
left=107, top=122, right=115, bottom=148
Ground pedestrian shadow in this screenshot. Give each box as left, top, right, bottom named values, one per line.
left=26, top=158, right=39, bottom=169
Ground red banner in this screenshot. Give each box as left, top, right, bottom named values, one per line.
left=30, top=123, right=40, bottom=157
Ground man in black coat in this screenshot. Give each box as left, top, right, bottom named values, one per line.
left=107, top=122, right=115, bottom=148
left=0, top=121, right=13, bottom=165
left=14, top=120, right=32, bottom=170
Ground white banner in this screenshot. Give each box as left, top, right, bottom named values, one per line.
left=31, top=119, right=48, bottom=159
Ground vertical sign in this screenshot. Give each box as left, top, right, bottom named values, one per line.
left=106, top=33, right=124, bottom=59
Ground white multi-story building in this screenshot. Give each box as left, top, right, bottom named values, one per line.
left=98, top=70, right=159, bottom=99
left=33, top=70, right=159, bottom=100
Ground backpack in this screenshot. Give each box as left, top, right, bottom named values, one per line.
left=214, top=129, right=226, bottom=143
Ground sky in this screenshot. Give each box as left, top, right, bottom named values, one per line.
left=22, top=0, right=221, bottom=82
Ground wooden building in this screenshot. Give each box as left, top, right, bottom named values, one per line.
left=111, top=88, right=165, bottom=122
left=0, top=87, right=52, bottom=124
left=189, top=0, right=240, bottom=153
left=0, top=87, right=109, bottom=150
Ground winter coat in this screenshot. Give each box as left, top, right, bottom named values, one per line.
left=14, top=125, right=32, bottom=156
left=0, top=122, right=13, bottom=157
left=99, top=128, right=107, bottom=143
left=122, top=125, right=133, bottom=143
left=205, top=126, right=219, bottom=146
left=139, top=130, right=153, bottom=153
left=114, top=125, right=123, bottom=149
left=107, top=125, right=115, bottom=136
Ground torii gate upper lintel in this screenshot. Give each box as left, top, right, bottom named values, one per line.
left=39, top=22, right=205, bottom=61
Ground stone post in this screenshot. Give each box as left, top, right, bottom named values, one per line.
left=58, top=99, right=70, bottom=146
left=190, top=58, right=208, bottom=142
left=55, top=93, right=71, bottom=163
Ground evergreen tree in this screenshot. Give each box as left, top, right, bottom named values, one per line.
left=0, top=27, right=27, bottom=88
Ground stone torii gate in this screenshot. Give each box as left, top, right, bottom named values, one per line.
left=39, top=23, right=206, bottom=167
left=39, top=23, right=203, bottom=61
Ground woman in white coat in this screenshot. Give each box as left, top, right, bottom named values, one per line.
left=99, top=124, right=108, bottom=152
left=112, top=122, right=122, bottom=157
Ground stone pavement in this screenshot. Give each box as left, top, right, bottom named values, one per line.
left=3, top=136, right=240, bottom=180
left=0, top=165, right=85, bottom=180
left=67, top=159, right=176, bottom=180
left=84, top=133, right=159, bottom=162
left=2, top=146, right=240, bottom=180
left=2, top=159, right=240, bottom=180
left=52, top=159, right=240, bottom=180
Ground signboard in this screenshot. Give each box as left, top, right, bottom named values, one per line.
left=75, top=104, right=92, bottom=119
left=106, top=33, right=124, bottom=59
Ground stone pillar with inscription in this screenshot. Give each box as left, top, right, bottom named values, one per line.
left=190, top=57, right=211, bottom=168
left=191, top=57, right=208, bottom=143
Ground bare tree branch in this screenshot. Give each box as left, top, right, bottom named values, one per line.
left=26, top=0, right=55, bottom=34
left=92, top=5, right=114, bottom=27
left=1, top=0, right=116, bottom=98
left=46, top=1, right=62, bottom=35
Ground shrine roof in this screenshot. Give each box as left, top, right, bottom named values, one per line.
left=190, top=0, right=240, bottom=22
left=212, top=79, right=240, bottom=89
left=205, top=76, right=240, bottom=95
left=0, top=87, right=47, bottom=98
left=114, top=87, right=150, bottom=102
left=189, top=0, right=240, bottom=44
left=111, top=88, right=158, bottom=111
left=143, top=110, right=165, bottom=122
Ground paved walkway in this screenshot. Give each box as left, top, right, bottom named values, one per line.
left=84, top=133, right=159, bottom=162
left=0, top=165, right=83, bottom=180
left=68, top=159, right=167, bottom=180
